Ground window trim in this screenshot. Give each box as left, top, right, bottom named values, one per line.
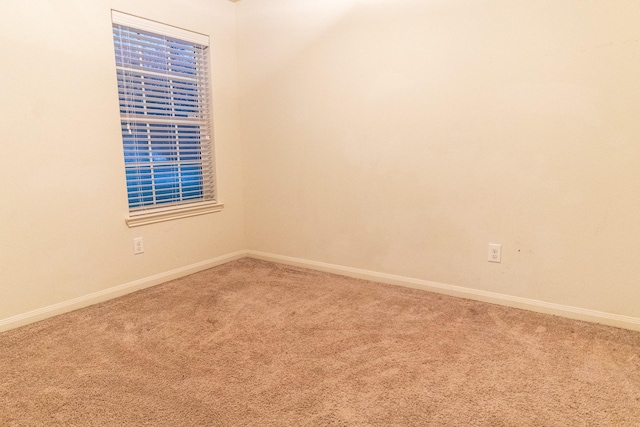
left=126, top=201, right=224, bottom=227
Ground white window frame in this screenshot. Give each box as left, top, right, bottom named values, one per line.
left=111, top=11, right=223, bottom=227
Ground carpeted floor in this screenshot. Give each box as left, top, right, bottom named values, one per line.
left=1, top=258, right=639, bottom=426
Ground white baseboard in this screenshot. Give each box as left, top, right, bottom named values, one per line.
left=246, top=250, right=640, bottom=332
left=4, top=249, right=639, bottom=334
left=0, top=251, right=246, bottom=333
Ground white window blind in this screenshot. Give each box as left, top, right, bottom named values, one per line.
left=112, top=11, right=215, bottom=212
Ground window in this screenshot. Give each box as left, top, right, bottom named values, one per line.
left=111, top=11, right=222, bottom=227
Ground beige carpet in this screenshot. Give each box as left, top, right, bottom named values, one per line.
left=1, top=258, right=639, bottom=426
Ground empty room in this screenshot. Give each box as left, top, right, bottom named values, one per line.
left=1, top=0, right=639, bottom=425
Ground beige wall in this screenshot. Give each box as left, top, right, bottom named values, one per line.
left=2, top=0, right=639, bottom=329
left=238, top=0, right=640, bottom=317
left=0, top=0, right=245, bottom=322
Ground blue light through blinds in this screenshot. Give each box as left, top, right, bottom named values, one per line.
left=113, top=22, right=214, bottom=211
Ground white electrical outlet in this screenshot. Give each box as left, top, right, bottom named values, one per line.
left=133, top=237, right=144, bottom=255
left=488, top=243, right=501, bottom=263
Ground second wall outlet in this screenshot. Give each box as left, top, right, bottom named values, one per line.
left=488, top=243, right=501, bottom=263
left=133, top=237, right=144, bottom=255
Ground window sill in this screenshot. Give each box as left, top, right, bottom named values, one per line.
left=126, top=201, right=224, bottom=227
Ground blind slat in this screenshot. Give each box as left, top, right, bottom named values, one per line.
left=112, top=11, right=209, bottom=46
